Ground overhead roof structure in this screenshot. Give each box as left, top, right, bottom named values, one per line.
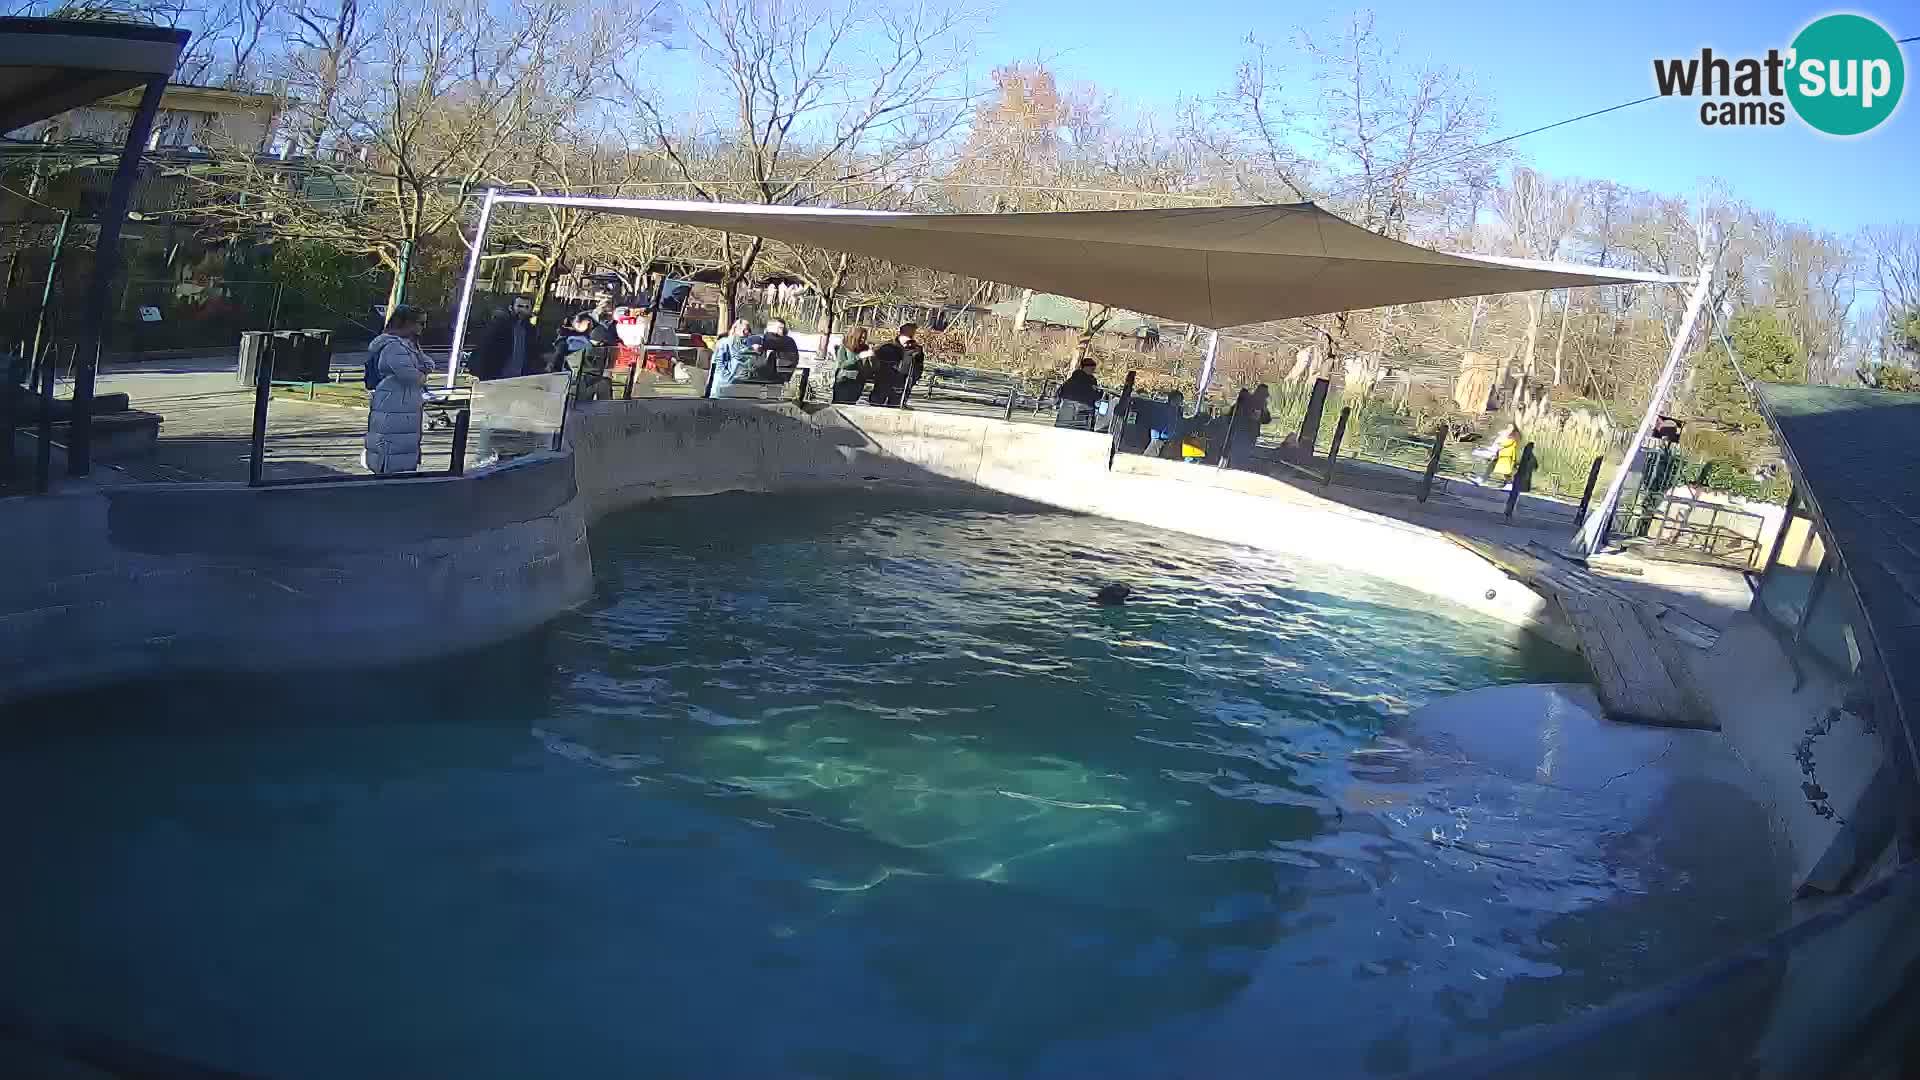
left=1756, top=382, right=1920, bottom=756
left=481, top=195, right=1686, bottom=330
left=0, top=17, right=188, bottom=136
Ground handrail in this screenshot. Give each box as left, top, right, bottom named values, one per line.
left=1409, top=858, right=1920, bottom=1079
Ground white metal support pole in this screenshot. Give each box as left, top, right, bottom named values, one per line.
left=445, top=188, right=499, bottom=390
left=1197, top=329, right=1220, bottom=404
left=1572, top=259, right=1717, bottom=556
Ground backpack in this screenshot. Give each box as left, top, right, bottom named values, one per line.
left=363, top=341, right=385, bottom=391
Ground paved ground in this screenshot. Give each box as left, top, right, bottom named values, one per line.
left=92, top=355, right=457, bottom=485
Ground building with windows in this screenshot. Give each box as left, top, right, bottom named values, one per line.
left=1752, top=382, right=1920, bottom=878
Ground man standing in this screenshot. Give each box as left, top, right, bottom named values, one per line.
left=1053, top=357, right=1102, bottom=429
left=1057, top=357, right=1102, bottom=405
left=760, top=318, right=802, bottom=379
left=473, top=296, right=539, bottom=380
left=868, top=323, right=925, bottom=406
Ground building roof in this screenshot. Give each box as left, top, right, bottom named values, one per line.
left=1756, top=382, right=1920, bottom=746
left=478, top=195, right=1687, bottom=330
left=0, top=18, right=187, bottom=134
left=986, top=293, right=1158, bottom=336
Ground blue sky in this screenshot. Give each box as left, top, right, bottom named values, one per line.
left=972, top=0, right=1917, bottom=234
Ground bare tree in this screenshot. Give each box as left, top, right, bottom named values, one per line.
left=174, top=0, right=284, bottom=88
left=1862, top=224, right=1920, bottom=367
left=191, top=0, right=600, bottom=309
left=1494, top=167, right=1586, bottom=383
left=1303, top=11, right=1502, bottom=241
left=573, top=212, right=698, bottom=302
left=1181, top=34, right=1314, bottom=203
left=630, top=0, right=980, bottom=328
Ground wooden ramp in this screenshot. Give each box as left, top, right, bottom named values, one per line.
left=1449, top=536, right=1717, bottom=730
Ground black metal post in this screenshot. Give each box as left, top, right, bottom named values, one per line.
left=69, top=76, right=167, bottom=478
left=1297, top=377, right=1331, bottom=455
left=247, top=338, right=273, bottom=487
left=35, top=358, right=55, bottom=493
left=702, top=361, right=717, bottom=399
left=1216, top=388, right=1249, bottom=470
left=1417, top=426, right=1448, bottom=502
left=1573, top=455, right=1605, bottom=531
left=1322, top=405, right=1351, bottom=486
left=1107, top=369, right=1137, bottom=471
left=898, top=373, right=913, bottom=409
left=1505, top=442, right=1537, bottom=521
left=29, top=209, right=68, bottom=388
left=448, top=408, right=470, bottom=475
left=794, top=367, right=810, bottom=403
left=623, top=355, right=640, bottom=400
left=1002, top=383, right=1018, bottom=421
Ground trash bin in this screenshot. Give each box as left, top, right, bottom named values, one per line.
left=272, top=331, right=303, bottom=384
left=236, top=330, right=272, bottom=387
left=299, top=329, right=334, bottom=382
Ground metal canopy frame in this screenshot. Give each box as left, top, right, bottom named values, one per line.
left=444, top=189, right=1705, bottom=543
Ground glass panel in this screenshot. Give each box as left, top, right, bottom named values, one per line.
left=466, top=371, right=570, bottom=466
left=1760, top=511, right=1826, bottom=627
left=1804, top=576, right=1867, bottom=675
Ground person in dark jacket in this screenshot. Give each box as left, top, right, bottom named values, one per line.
left=472, top=296, right=538, bottom=380
left=573, top=310, right=617, bottom=349
left=760, top=318, right=802, bottom=379
left=1146, top=389, right=1187, bottom=459
left=1057, top=357, right=1102, bottom=406
left=868, top=323, right=925, bottom=406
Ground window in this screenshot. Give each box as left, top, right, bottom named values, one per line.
left=1759, top=496, right=1824, bottom=627
left=1804, top=574, right=1867, bottom=675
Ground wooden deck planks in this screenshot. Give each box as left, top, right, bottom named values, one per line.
left=1448, top=534, right=1718, bottom=730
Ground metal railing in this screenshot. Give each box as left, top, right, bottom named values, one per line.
left=1414, top=858, right=1920, bottom=1079
left=244, top=339, right=473, bottom=487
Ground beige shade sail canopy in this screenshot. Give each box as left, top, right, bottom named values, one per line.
left=488, top=195, right=1685, bottom=329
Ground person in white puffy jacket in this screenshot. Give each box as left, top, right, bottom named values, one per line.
left=361, top=305, right=434, bottom=474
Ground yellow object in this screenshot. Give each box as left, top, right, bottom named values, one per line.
left=1492, top=434, right=1519, bottom=479
left=1181, top=442, right=1206, bottom=459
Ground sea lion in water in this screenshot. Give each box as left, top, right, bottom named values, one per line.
left=1095, top=582, right=1132, bottom=605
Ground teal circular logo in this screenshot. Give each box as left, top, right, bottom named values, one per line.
left=1787, top=14, right=1904, bottom=135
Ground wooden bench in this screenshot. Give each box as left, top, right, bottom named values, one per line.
left=925, top=366, right=1019, bottom=404
left=923, top=366, right=1058, bottom=412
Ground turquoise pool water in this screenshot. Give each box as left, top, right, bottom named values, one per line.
left=0, top=492, right=1782, bottom=1077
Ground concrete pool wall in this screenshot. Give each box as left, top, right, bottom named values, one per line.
left=0, top=452, right=590, bottom=703
left=568, top=398, right=1572, bottom=644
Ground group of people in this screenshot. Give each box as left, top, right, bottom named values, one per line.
left=469, top=296, right=619, bottom=383
left=708, top=317, right=804, bottom=393
left=361, top=296, right=627, bottom=475
left=828, top=323, right=927, bottom=406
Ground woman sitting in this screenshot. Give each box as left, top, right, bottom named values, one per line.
left=831, top=327, right=871, bottom=404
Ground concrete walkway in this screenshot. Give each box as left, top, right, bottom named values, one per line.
left=89, top=355, right=455, bottom=485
